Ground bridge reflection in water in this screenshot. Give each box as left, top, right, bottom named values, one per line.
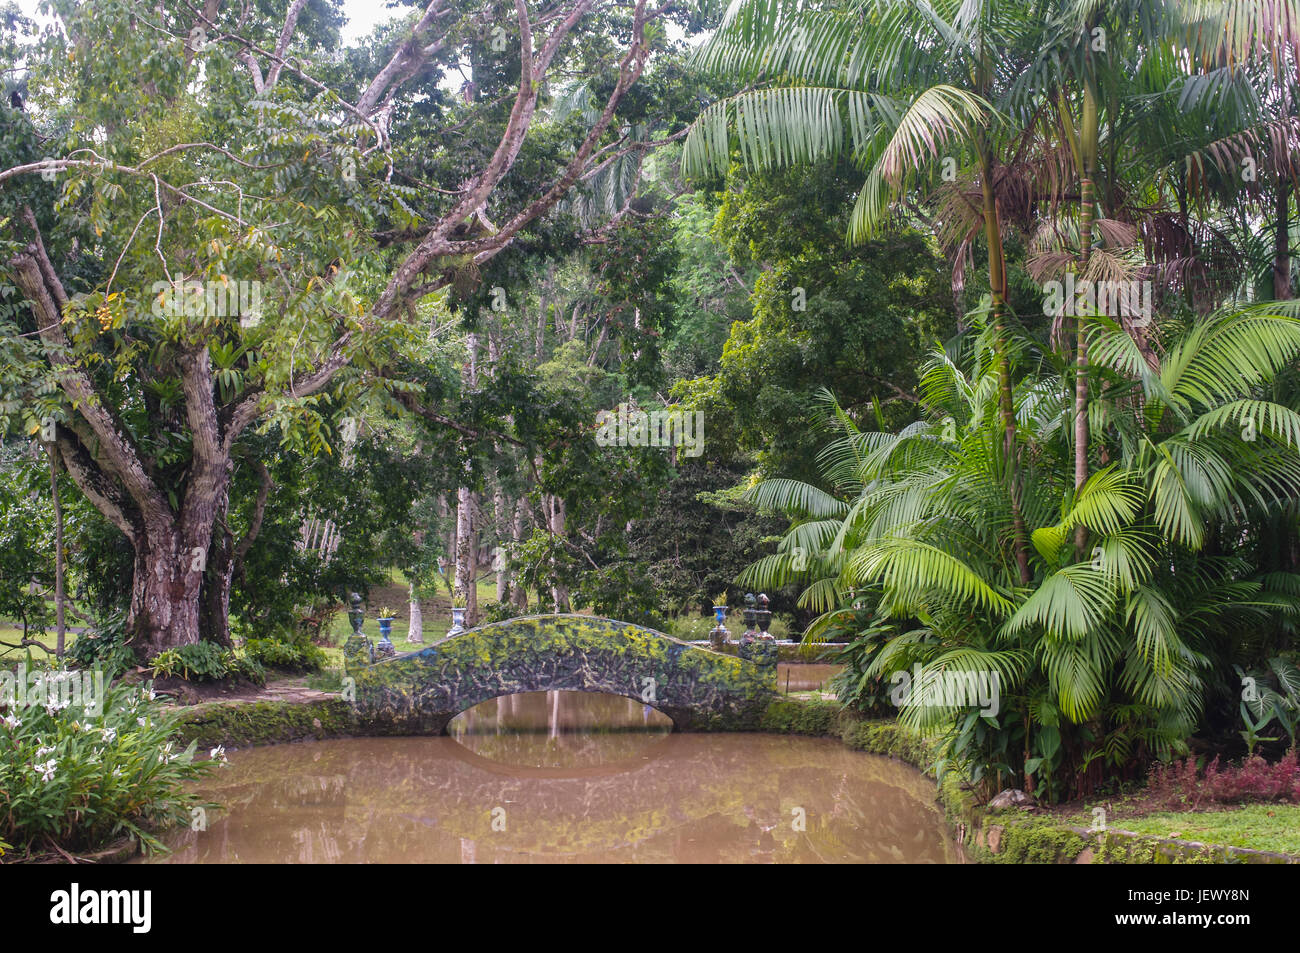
left=147, top=689, right=958, bottom=864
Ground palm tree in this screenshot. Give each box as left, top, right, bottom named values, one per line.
left=1174, top=2, right=1299, bottom=300
left=740, top=299, right=1300, bottom=798
left=684, top=0, right=1053, bottom=582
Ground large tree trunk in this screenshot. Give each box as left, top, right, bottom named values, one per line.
left=129, top=528, right=205, bottom=660
left=199, top=491, right=235, bottom=648
left=454, top=484, right=479, bottom=624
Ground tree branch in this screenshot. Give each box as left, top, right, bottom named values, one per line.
left=10, top=208, right=171, bottom=528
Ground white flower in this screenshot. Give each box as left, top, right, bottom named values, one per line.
left=209, top=745, right=227, bottom=763
left=2, top=714, right=19, bottom=730
left=137, top=717, right=146, bottom=727
left=101, top=726, right=117, bottom=743
left=112, top=766, right=124, bottom=778
left=33, top=759, right=56, bottom=782
left=35, top=745, right=56, bottom=760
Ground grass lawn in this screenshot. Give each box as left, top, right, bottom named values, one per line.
left=0, top=627, right=77, bottom=663
left=324, top=577, right=512, bottom=650
left=1071, top=804, right=1300, bottom=855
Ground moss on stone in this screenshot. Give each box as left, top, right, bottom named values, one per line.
left=172, top=698, right=359, bottom=749
left=345, top=614, right=778, bottom=733
left=759, top=698, right=840, bottom=735
left=982, top=818, right=1089, bottom=864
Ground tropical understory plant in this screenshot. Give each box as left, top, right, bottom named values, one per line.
left=741, top=300, right=1300, bottom=801
left=0, top=672, right=214, bottom=855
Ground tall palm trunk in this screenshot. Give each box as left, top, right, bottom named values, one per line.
left=980, top=148, right=1032, bottom=585
left=1074, top=81, right=1099, bottom=556
left=1276, top=178, right=1293, bottom=300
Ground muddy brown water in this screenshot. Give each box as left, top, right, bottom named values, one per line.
left=148, top=687, right=957, bottom=863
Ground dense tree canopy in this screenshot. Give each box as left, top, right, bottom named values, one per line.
left=1, top=0, right=1298, bottom=811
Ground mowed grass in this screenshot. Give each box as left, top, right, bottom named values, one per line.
left=1082, top=804, right=1300, bottom=855
left=0, top=627, right=78, bottom=663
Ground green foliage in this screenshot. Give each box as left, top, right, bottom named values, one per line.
left=241, top=636, right=326, bottom=675
left=1235, top=657, right=1300, bottom=751
left=67, top=612, right=134, bottom=679
left=0, top=673, right=213, bottom=854
left=226, top=654, right=267, bottom=687
left=672, top=164, right=955, bottom=482
left=984, top=819, right=1089, bottom=865
left=625, top=460, right=791, bottom=615
left=570, top=559, right=664, bottom=627
left=231, top=433, right=440, bottom=640
left=480, top=601, right=523, bottom=624
left=740, top=302, right=1300, bottom=801
left=149, top=642, right=230, bottom=683
left=0, top=442, right=58, bottom=633
left=305, top=669, right=345, bottom=693
left=760, top=697, right=840, bottom=735
left=824, top=607, right=903, bottom=715
left=664, top=614, right=718, bottom=641
left=171, top=697, right=358, bottom=749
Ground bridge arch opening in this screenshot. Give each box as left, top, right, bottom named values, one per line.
left=447, top=690, right=674, bottom=769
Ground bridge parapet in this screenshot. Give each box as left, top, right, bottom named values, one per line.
left=343, top=614, right=777, bottom=734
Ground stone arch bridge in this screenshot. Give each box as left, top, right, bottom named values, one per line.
left=343, top=614, right=777, bottom=733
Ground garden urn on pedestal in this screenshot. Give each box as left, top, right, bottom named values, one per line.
left=709, top=604, right=730, bottom=651
left=343, top=591, right=374, bottom=665
left=376, top=610, right=397, bottom=658
left=755, top=593, right=773, bottom=640
left=740, top=592, right=759, bottom=646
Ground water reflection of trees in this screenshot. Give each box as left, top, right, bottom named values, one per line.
left=148, top=733, right=956, bottom=864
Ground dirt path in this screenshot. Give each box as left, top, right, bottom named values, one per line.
left=160, top=675, right=336, bottom=709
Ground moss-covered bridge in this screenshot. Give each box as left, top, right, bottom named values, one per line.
left=342, top=614, right=778, bottom=733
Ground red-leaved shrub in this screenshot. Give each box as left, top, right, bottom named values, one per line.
left=1146, top=750, right=1300, bottom=811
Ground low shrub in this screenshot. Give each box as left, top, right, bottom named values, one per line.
left=227, top=653, right=267, bottom=686
left=67, top=612, right=136, bottom=678
left=149, top=641, right=230, bottom=682
left=481, top=601, right=523, bottom=624
left=663, top=614, right=715, bottom=641
left=0, top=670, right=214, bottom=855
left=241, top=636, right=326, bottom=673
left=1147, top=750, right=1300, bottom=810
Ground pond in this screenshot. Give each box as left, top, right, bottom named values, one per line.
left=147, top=688, right=958, bottom=863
